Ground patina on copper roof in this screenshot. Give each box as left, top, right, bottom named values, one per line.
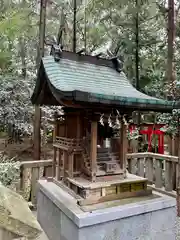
left=31, top=50, right=179, bottom=112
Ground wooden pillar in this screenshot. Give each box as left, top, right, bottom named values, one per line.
left=172, top=135, right=175, bottom=155
left=77, top=113, right=81, bottom=139
left=177, top=122, right=180, bottom=216
left=167, top=134, right=172, bottom=155
left=158, top=133, right=164, bottom=154
left=53, top=121, right=58, bottom=143
left=52, top=147, right=56, bottom=177
left=68, top=153, right=74, bottom=178
left=64, top=150, right=68, bottom=179
left=174, top=135, right=179, bottom=156
left=61, top=150, right=65, bottom=179
left=119, top=121, right=128, bottom=172
left=56, top=149, right=61, bottom=180
left=90, top=121, right=97, bottom=182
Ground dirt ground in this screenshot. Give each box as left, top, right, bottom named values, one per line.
left=0, top=137, right=53, bottom=161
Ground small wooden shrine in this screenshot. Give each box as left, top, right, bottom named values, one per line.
left=31, top=46, right=178, bottom=205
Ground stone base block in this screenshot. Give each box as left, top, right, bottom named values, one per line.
left=37, top=180, right=176, bottom=240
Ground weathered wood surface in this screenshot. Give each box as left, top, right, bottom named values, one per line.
left=19, top=159, right=53, bottom=204
left=55, top=136, right=82, bottom=150
left=90, top=121, right=97, bottom=182
left=127, top=152, right=178, bottom=195
left=77, top=189, right=152, bottom=206
left=18, top=152, right=179, bottom=206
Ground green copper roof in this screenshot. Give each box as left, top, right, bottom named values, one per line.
left=31, top=51, right=179, bottom=112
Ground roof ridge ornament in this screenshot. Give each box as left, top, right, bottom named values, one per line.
left=77, top=49, right=86, bottom=55
left=107, top=49, right=123, bottom=73
left=50, top=44, right=63, bottom=62
left=111, top=56, right=123, bottom=73
left=95, top=53, right=103, bottom=58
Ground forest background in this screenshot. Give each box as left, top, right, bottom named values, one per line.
left=0, top=0, right=179, bottom=142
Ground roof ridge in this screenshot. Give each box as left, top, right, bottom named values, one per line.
left=45, top=50, right=122, bottom=70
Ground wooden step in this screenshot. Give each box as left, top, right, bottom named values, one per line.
left=97, top=160, right=117, bottom=165
left=96, top=168, right=124, bottom=177
left=97, top=152, right=109, bottom=156
left=97, top=157, right=111, bottom=162
left=97, top=148, right=109, bottom=153
left=77, top=188, right=152, bottom=206
left=110, top=155, right=119, bottom=160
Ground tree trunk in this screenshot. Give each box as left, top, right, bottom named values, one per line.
left=135, top=0, right=141, bottom=151
left=177, top=121, right=180, bottom=216
left=73, top=0, right=77, bottom=52
left=167, top=0, right=175, bottom=99
left=33, top=0, right=47, bottom=160
left=135, top=0, right=139, bottom=92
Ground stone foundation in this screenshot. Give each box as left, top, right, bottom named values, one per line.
left=37, top=180, right=176, bottom=240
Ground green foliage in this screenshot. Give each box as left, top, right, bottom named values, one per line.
left=127, top=128, right=140, bottom=140
left=0, top=0, right=180, bottom=137
left=157, top=110, right=180, bottom=135
left=0, top=73, right=34, bottom=134
left=0, top=153, right=21, bottom=186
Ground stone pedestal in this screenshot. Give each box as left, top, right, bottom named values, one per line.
left=37, top=180, right=176, bottom=240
